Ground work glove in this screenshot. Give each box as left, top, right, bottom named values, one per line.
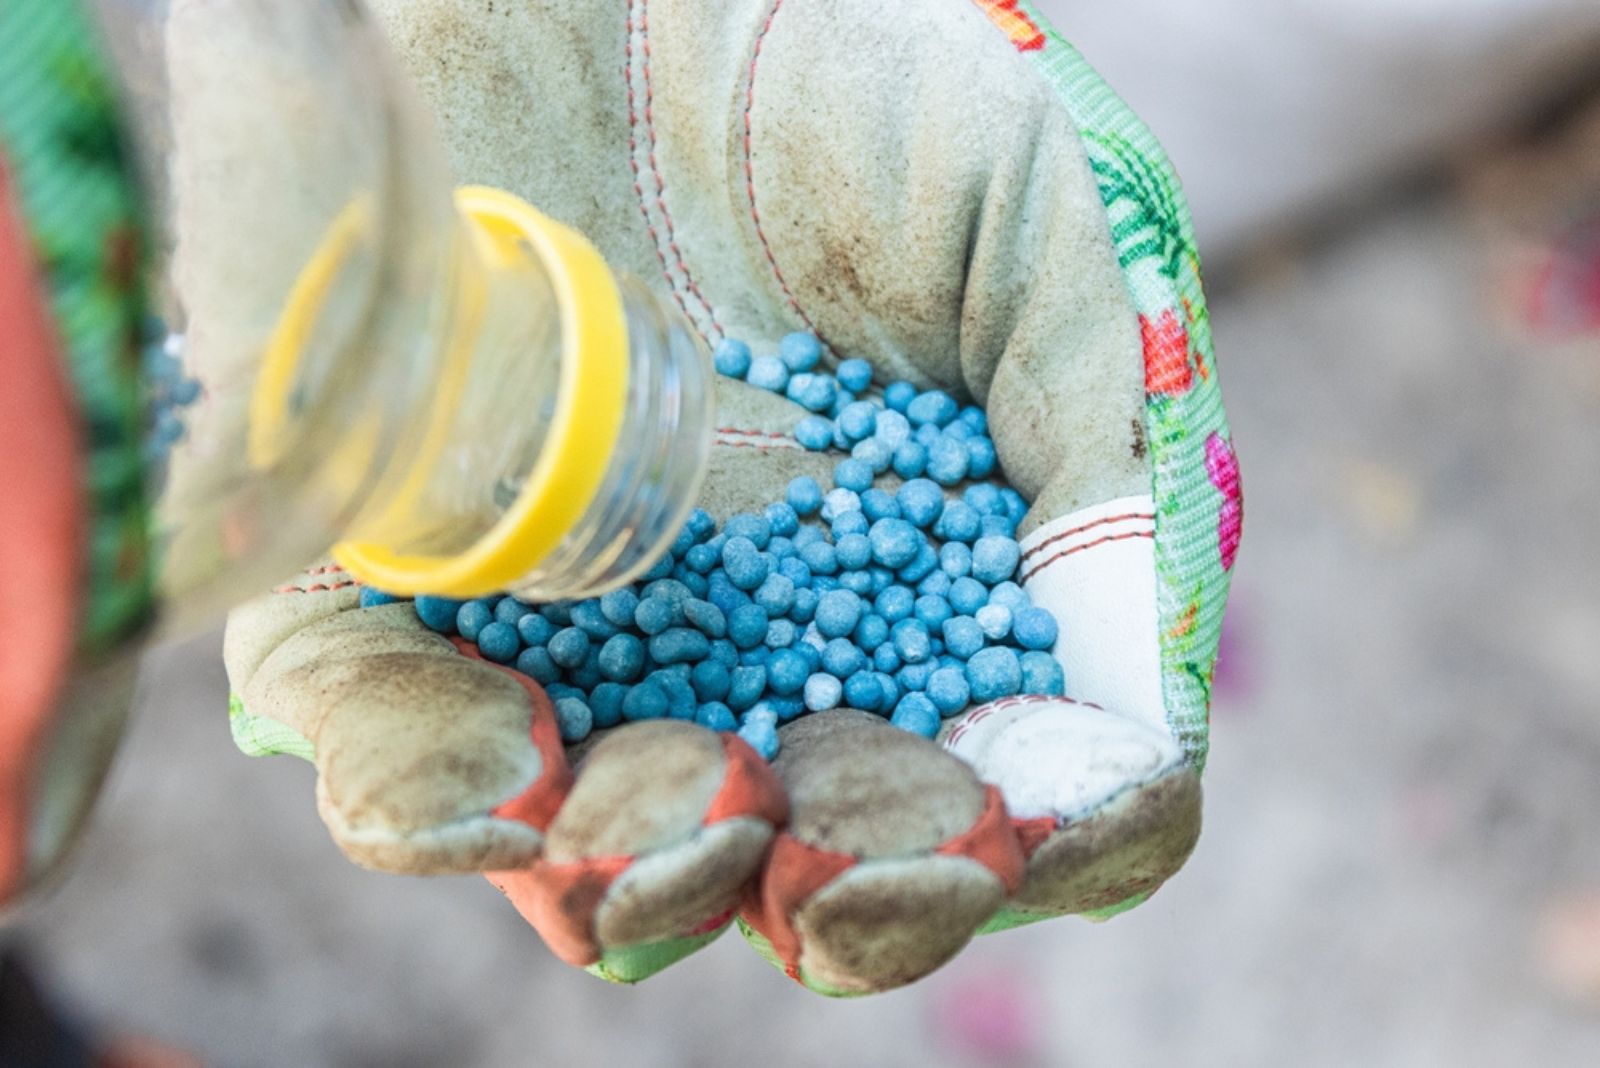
left=205, top=0, right=1239, bottom=996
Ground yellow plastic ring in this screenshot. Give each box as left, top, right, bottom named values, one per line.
left=333, top=187, right=629, bottom=597
left=249, top=196, right=374, bottom=469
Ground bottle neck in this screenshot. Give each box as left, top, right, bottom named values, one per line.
left=158, top=183, right=714, bottom=626
left=331, top=188, right=634, bottom=598
left=151, top=2, right=708, bottom=617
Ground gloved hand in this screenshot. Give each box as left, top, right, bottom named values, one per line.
left=203, top=0, right=1238, bottom=995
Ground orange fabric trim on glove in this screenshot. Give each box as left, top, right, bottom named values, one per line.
left=486, top=855, right=634, bottom=967
left=490, top=728, right=787, bottom=966
left=742, top=784, right=1024, bottom=981
left=938, top=785, right=1026, bottom=895
left=1011, top=814, right=1060, bottom=859
left=739, top=830, right=857, bottom=980
left=704, top=732, right=789, bottom=828
left=452, top=639, right=574, bottom=833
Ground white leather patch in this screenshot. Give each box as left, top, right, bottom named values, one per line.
left=1017, top=496, right=1165, bottom=735
left=942, top=696, right=1180, bottom=821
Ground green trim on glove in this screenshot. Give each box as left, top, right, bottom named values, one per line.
left=978, top=889, right=1154, bottom=936
left=1011, top=2, right=1237, bottom=772
left=735, top=918, right=870, bottom=999
left=584, top=924, right=733, bottom=985
left=228, top=694, right=315, bottom=762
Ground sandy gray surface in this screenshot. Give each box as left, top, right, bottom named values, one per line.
left=15, top=195, right=1600, bottom=1065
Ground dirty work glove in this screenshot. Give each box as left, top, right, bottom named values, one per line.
left=202, top=0, right=1239, bottom=996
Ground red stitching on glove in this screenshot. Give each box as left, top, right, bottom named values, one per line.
left=943, top=694, right=1105, bottom=747
left=715, top=440, right=804, bottom=452
left=626, top=0, right=723, bottom=343
left=715, top=427, right=791, bottom=440
left=1018, top=511, right=1155, bottom=564
left=743, top=0, right=835, bottom=356
left=714, top=426, right=804, bottom=451
left=270, top=580, right=358, bottom=595
left=1018, top=530, right=1153, bottom=584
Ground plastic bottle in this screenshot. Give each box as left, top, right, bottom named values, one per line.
left=107, top=0, right=716, bottom=633
left=9, top=0, right=722, bottom=905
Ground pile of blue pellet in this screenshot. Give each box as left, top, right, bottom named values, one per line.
left=144, top=330, right=201, bottom=462
left=362, top=333, right=1063, bottom=760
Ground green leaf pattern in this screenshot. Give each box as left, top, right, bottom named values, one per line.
left=1007, top=3, right=1238, bottom=770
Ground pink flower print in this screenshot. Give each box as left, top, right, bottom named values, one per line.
left=1205, top=432, right=1241, bottom=571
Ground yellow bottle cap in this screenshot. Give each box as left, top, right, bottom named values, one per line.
left=255, top=187, right=629, bottom=597
left=336, top=187, right=629, bottom=596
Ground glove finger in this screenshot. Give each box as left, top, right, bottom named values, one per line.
left=740, top=710, right=1022, bottom=996
left=488, top=719, right=786, bottom=983
left=939, top=696, right=1199, bottom=928
left=227, top=568, right=568, bottom=873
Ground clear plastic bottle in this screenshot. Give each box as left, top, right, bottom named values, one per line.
left=104, top=0, right=715, bottom=633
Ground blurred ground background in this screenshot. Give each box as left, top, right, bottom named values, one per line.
left=15, top=3, right=1600, bottom=1065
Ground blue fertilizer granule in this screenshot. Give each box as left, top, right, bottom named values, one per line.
left=376, top=334, right=1063, bottom=758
